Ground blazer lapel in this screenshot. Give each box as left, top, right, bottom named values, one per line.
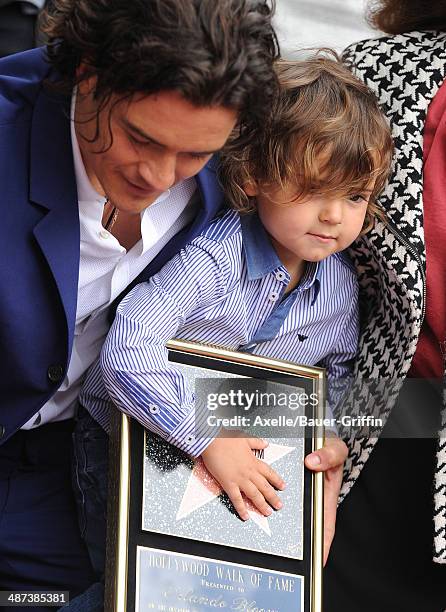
left=30, top=87, right=79, bottom=357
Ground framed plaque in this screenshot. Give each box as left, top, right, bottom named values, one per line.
left=105, top=339, right=325, bottom=612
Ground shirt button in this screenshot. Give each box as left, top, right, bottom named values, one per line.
left=185, top=434, right=195, bottom=446
left=269, top=292, right=279, bottom=302
left=243, top=342, right=257, bottom=350
left=0, top=424, right=5, bottom=439
left=148, top=404, right=160, bottom=415
left=99, top=230, right=110, bottom=239
left=275, top=271, right=286, bottom=281
left=47, top=364, right=64, bottom=383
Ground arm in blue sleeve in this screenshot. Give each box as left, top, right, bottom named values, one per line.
left=100, top=235, right=232, bottom=456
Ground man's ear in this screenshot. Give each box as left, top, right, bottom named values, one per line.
left=76, top=62, right=98, bottom=96
left=243, top=181, right=259, bottom=197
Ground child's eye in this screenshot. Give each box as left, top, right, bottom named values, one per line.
left=348, top=194, right=367, bottom=203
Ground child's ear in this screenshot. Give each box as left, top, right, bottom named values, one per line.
left=243, top=181, right=259, bottom=197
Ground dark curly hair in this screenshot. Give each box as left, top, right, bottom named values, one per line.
left=40, top=0, right=280, bottom=140
left=367, top=0, right=446, bottom=33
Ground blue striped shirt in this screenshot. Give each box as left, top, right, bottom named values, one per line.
left=80, top=209, right=359, bottom=456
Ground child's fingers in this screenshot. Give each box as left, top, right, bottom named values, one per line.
left=259, top=461, right=286, bottom=490
left=225, top=484, right=249, bottom=521
left=247, top=436, right=268, bottom=450
left=241, top=481, right=273, bottom=517
left=251, top=474, right=283, bottom=511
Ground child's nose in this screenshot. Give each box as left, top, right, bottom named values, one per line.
left=319, top=198, right=343, bottom=224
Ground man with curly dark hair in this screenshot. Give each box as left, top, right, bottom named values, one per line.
left=0, top=0, right=279, bottom=606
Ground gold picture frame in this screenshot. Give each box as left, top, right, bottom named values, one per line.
left=105, top=339, right=325, bottom=612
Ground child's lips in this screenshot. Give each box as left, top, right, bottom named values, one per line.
left=307, top=232, right=337, bottom=243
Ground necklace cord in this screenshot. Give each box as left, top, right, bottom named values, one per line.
left=104, top=198, right=119, bottom=231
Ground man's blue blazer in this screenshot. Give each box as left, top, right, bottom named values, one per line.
left=0, top=48, right=225, bottom=443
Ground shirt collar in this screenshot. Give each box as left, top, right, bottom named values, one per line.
left=70, top=89, right=106, bottom=206
left=301, top=259, right=323, bottom=305
left=240, top=212, right=323, bottom=304
left=240, top=212, right=283, bottom=280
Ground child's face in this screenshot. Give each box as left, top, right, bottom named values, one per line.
left=253, top=181, right=371, bottom=268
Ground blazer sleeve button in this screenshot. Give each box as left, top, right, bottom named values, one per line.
left=47, top=364, right=64, bottom=383
left=0, top=424, right=5, bottom=439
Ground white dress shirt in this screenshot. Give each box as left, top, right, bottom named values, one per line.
left=21, top=92, right=198, bottom=428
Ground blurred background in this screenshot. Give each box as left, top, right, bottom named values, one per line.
left=0, top=0, right=379, bottom=60
left=0, top=0, right=46, bottom=57
left=275, top=0, right=377, bottom=57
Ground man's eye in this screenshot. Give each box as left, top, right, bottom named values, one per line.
left=129, top=133, right=148, bottom=146
left=189, top=153, right=210, bottom=161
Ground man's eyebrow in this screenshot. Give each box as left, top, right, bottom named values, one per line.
left=122, top=118, right=163, bottom=145
left=122, top=118, right=220, bottom=156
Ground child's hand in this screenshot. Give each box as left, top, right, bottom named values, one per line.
left=200, top=431, right=286, bottom=520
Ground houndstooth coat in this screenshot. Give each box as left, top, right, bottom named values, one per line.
left=341, top=31, right=446, bottom=564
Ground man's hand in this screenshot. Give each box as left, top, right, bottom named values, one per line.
left=304, top=436, right=348, bottom=565
left=201, top=432, right=286, bottom=520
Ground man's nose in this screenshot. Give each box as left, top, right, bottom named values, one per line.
left=138, top=154, right=176, bottom=192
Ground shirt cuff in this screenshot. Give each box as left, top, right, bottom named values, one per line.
left=166, top=399, right=220, bottom=457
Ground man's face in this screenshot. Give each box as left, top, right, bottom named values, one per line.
left=75, top=81, right=238, bottom=214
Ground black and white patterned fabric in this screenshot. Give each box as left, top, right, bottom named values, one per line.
left=341, top=31, right=446, bottom=563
